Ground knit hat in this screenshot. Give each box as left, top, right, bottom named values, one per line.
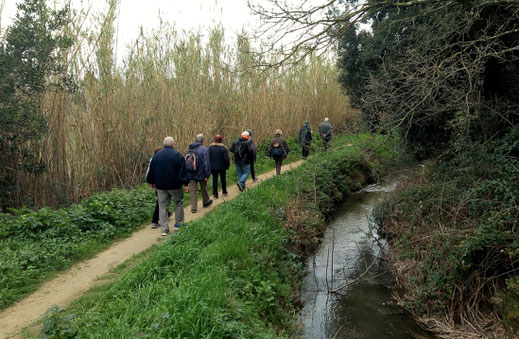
left=241, top=131, right=250, bottom=140
left=303, top=121, right=309, bottom=126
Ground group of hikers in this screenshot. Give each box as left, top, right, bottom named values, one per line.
left=146, top=119, right=333, bottom=236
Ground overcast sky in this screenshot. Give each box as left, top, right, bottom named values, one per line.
left=1, top=0, right=256, bottom=56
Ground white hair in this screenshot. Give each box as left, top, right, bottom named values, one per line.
left=195, top=133, right=204, bottom=142
left=325, top=118, right=329, bottom=122
left=163, top=137, right=175, bottom=146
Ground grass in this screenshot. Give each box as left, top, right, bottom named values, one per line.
left=33, top=134, right=399, bottom=338
left=0, top=133, right=335, bottom=311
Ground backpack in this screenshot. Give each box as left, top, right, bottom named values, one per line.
left=271, top=142, right=284, bottom=158
left=185, top=147, right=199, bottom=172
left=234, top=140, right=248, bottom=159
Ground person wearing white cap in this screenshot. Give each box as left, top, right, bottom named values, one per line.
left=230, top=131, right=254, bottom=191
left=318, top=118, right=333, bottom=152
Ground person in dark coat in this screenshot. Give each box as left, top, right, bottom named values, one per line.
left=230, top=131, right=253, bottom=191
left=146, top=137, right=189, bottom=236
left=268, top=129, right=289, bottom=175
left=146, top=146, right=171, bottom=228
left=299, top=121, right=313, bottom=159
left=246, top=129, right=258, bottom=182
left=186, top=134, right=212, bottom=213
left=318, top=118, right=333, bottom=152
left=208, top=134, right=230, bottom=198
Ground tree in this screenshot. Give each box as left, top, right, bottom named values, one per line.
left=248, top=0, right=519, bottom=157
left=0, top=0, right=71, bottom=210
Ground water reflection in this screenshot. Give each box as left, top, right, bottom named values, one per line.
left=299, top=178, right=430, bottom=339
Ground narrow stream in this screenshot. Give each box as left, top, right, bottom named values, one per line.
left=299, top=176, right=431, bottom=338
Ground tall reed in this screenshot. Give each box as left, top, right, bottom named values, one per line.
left=14, top=2, right=359, bottom=208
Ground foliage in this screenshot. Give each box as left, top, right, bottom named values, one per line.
left=36, top=134, right=398, bottom=338
left=376, top=126, right=519, bottom=334
left=0, top=184, right=156, bottom=310
left=0, top=0, right=71, bottom=210
left=337, top=0, right=519, bottom=158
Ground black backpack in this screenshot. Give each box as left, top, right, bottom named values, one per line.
left=271, top=142, right=284, bottom=158
left=234, top=140, right=248, bottom=159
left=185, top=146, right=199, bottom=172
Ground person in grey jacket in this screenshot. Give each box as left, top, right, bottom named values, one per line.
left=318, top=118, right=333, bottom=152
left=208, top=134, right=230, bottom=198
left=186, top=134, right=213, bottom=213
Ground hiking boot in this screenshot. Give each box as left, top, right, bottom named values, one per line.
left=191, top=209, right=197, bottom=213
left=161, top=229, right=169, bottom=236
left=222, top=192, right=228, bottom=196
left=237, top=183, right=244, bottom=192
left=203, top=199, right=213, bottom=208
left=252, top=177, right=259, bottom=182
left=151, top=222, right=159, bottom=229
left=213, top=194, right=218, bottom=199
left=168, top=211, right=172, bottom=219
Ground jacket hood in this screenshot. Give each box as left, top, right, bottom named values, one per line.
left=188, top=142, right=203, bottom=149
left=209, top=142, right=228, bottom=149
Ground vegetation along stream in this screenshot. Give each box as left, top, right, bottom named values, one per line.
left=299, top=173, right=430, bottom=339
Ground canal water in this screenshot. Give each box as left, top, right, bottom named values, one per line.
left=298, top=176, right=431, bottom=338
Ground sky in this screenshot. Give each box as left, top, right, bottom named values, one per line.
left=1, top=0, right=257, bottom=57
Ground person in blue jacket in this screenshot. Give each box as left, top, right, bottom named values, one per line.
left=186, top=134, right=213, bottom=213
left=146, top=137, right=188, bottom=236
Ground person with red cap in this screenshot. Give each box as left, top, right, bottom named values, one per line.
left=230, top=131, right=254, bottom=191
left=208, top=134, right=230, bottom=198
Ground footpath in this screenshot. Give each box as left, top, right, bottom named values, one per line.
left=0, top=160, right=303, bottom=339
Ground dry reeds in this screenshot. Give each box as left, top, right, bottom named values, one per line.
left=13, top=3, right=359, bottom=208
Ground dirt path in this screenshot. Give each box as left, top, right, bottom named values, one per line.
left=0, top=160, right=304, bottom=339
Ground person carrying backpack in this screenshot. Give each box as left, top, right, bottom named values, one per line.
left=268, top=129, right=289, bottom=175
left=185, top=134, right=212, bottom=213
left=208, top=134, right=230, bottom=199
left=318, top=118, right=333, bottom=152
left=230, top=131, right=253, bottom=191
left=299, top=121, right=313, bottom=160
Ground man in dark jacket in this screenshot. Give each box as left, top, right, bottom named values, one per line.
left=146, top=137, right=188, bottom=236
left=246, top=129, right=258, bottom=182
left=186, top=134, right=212, bottom=213
left=299, top=121, right=313, bottom=159
left=230, top=131, right=253, bottom=191
left=208, top=134, right=230, bottom=199
left=318, top=118, right=333, bottom=152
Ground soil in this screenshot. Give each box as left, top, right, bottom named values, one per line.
left=0, top=160, right=303, bottom=339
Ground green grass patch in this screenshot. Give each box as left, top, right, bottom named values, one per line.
left=35, top=133, right=399, bottom=338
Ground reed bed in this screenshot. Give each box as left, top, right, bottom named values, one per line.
left=14, top=4, right=358, bottom=208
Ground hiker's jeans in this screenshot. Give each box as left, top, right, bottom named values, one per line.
left=156, top=188, right=184, bottom=233
left=236, top=163, right=251, bottom=188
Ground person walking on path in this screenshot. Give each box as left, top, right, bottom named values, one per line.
left=146, top=137, right=188, bottom=236
left=208, top=134, right=230, bottom=199
left=246, top=129, right=258, bottom=182
left=230, top=131, right=253, bottom=191
left=299, top=121, right=313, bottom=160
left=146, top=146, right=171, bottom=228
left=268, top=129, right=289, bottom=175
left=186, top=134, right=213, bottom=213
left=318, top=118, right=333, bottom=152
